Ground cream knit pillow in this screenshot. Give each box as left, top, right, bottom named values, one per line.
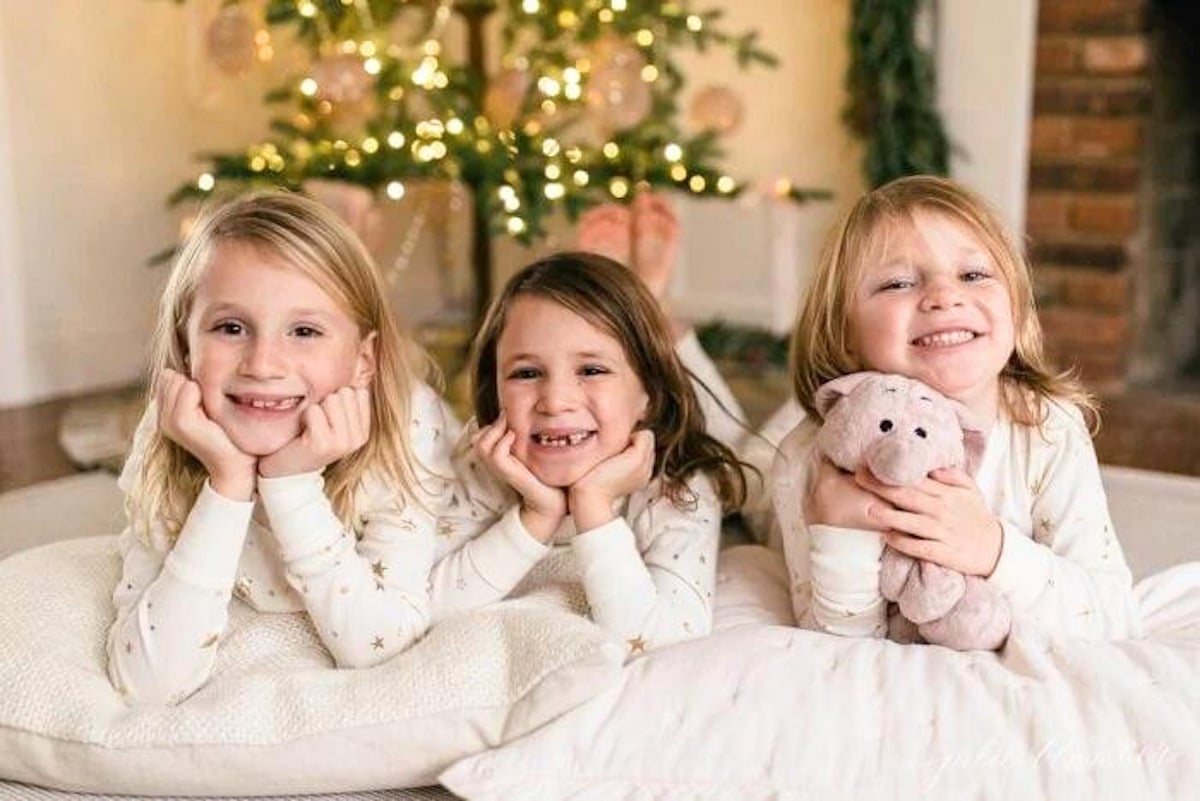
left=0, top=537, right=623, bottom=796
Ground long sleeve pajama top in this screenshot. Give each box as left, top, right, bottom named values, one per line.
left=107, top=382, right=490, bottom=705
left=771, top=400, right=1141, bottom=642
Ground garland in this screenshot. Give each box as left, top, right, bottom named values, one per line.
left=844, top=0, right=950, bottom=187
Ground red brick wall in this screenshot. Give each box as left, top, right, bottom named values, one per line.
left=1025, top=0, right=1150, bottom=387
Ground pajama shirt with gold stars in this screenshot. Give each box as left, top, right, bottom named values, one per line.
left=768, top=399, right=1141, bottom=642
left=106, top=382, right=482, bottom=705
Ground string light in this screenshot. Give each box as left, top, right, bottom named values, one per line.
left=299, top=78, right=318, bottom=96
left=387, top=131, right=405, bottom=148
left=364, top=57, right=381, bottom=75
left=446, top=118, right=464, bottom=135
left=542, top=138, right=562, bottom=157
left=359, top=41, right=377, bottom=57
left=670, top=164, right=688, bottom=181
left=522, top=0, right=539, bottom=12
left=573, top=170, right=590, bottom=186
left=603, top=142, right=619, bottom=159
left=557, top=9, right=578, bottom=27
left=611, top=0, right=627, bottom=10
left=545, top=164, right=561, bottom=180
left=386, top=181, right=405, bottom=200
left=298, top=1, right=317, bottom=18
left=544, top=182, right=565, bottom=200
left=197, top=173, right=215, bottom=191
left=609, top=177, right=630, bottom=198
left=538, top=77, right=561, bottom=97
left=664, top=143, right=683, bottom=162
left=688, top=175, right=707, bottom=192
left=598, top=9, right=614, bottom=22
left=717, top=175, right=736, bottom=193
left=635, top=29, right=654, bottom=47
left=507, top=217, right=527, bottom=235
left=686, top=14, right=703, bottom=31
left=641, top=65, right=659, bottom=82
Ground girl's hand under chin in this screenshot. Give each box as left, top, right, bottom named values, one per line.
left=157, top=367, right=257, bottom=501
left=258, top=386, right=371, bottom=479
left=568, top=429, right=655, bottom=532
left=858, top=466, right=1004, bottom=577
left=473, top=412, right=567, bottom=544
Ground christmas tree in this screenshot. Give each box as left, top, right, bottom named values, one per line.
left=167, top=0, right=812, bottom=320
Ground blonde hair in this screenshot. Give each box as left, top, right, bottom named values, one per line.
left=469, top=252, right=747, bottom=512
left=129, top=190, right=429, bottom=540
left=790, top=175, right=1097, bottom=431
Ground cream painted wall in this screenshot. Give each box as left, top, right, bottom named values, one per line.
left=0, top=0, right=278, bottom=407
left=0, top=1, right=1036, bottom=407
left=937, top=0, right=1038, bottom=234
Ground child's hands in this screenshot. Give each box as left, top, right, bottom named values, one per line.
left=258, top=386, right=371, bottom=479
left=857, top=467, right=1003, bottom=577
left=157, top=368, right=256, bottom=501
left=568, top=429, right=656, bottom=532
left=802, top=456, right=891, bottom=532
left=472, top=412, right=567, bottom=543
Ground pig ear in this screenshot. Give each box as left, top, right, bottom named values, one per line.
left=814, top=371, right=880, bottom=418
left=951, top=402, right=989, bottom=476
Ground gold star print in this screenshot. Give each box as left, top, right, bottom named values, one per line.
left=372, top=636, right=385, bottom=650
left=372, top=560, right=388, bottom=579
left=627, top=635, right=648, bottom=655
left=375, top=581, right=386, bottom=592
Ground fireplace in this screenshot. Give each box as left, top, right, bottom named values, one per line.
left=1026, top=0, right=1200, bottom=390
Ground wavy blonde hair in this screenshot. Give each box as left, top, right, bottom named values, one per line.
left=469, top=252, right=747, bottom=512
left=790, top=175, right=1097, bottom=431
left=128, top=190, right=429, bottom=541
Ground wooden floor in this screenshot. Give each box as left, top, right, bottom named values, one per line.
left=2, top=381, right=1199, bottom=495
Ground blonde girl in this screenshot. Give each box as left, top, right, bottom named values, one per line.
left=108, top=191, right=462, bottom=704
left=438, top=252, right=745, bottom=655
left=771, top=175, right=1139, bottom=644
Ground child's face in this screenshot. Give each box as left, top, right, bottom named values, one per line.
left=496, top=295, right=650, bottom=488
left=848, top=210, right=1015, bottom=417
left=184, top=241, right=375, bottom=457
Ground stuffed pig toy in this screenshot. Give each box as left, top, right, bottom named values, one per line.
left=814, top=371, right=1011, bottom=651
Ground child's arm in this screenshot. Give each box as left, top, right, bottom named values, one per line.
left=772, top=421, right=889, bottom=637
left=571, top=470, right=722, bottom=653
left=106, top=386, right=257, bottom=705
left=741, top=399, right=806, bottom=547
left=985, top=406, right=1139, bottom=638
left=257, top=385, right=442, bottom=667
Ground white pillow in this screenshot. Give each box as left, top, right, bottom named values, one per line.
left=0, top=537, right=624, bottom=796
left=442, top=546, right=1200, bottom=801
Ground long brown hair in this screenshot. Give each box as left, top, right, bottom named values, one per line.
left=128, top=190, right=430, bottom=541
left=469, top=251, right=746, bottom=511
left=790, top=175, right=1097, bottom=431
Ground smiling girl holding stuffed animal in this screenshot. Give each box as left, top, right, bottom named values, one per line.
left=772, top=175, right=1140, bottom=645
left=107, top=191, right=474, bottom=705
left=442, top=252, right=745, bottom=655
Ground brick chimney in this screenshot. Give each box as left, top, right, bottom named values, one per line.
left=1027, top=0, right=1200, bottom=391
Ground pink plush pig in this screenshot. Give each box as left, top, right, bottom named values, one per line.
left=814, top=371, right=1011, bottom=651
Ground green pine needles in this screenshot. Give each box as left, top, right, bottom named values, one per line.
left=844, top=0, right=950, bottom=187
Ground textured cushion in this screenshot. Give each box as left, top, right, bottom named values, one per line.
left=442, top=545, right=1200, bottom=801
left=0, top=538, right=624, bottom=796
